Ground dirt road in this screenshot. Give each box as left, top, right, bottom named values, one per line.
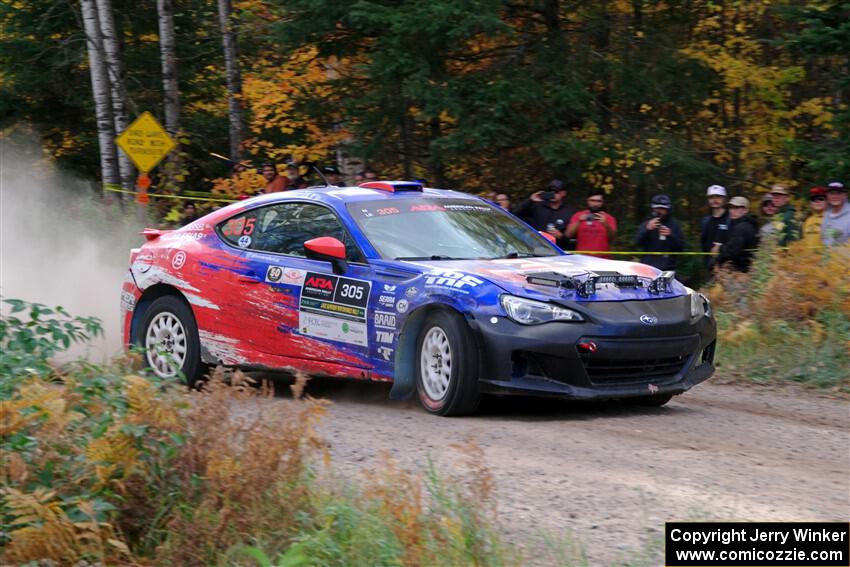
left=257, top=377, right=849, bottom=564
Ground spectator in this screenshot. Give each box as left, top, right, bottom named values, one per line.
left=716, top=196, right=759, bottom=272
left=766, top=183, right=800, bottom=246
left=566, top=190, right=617, bottom=257
left=801, top=186, right=827, bottom=247
left=513, top=180, right=573, bottom=248
left=180, top=202, right=199, bottom=227
left=494, top=193, right=511, bottom=210
left=700, top=184, right=730, bottom=269
left=355, top=170, right=366, bottom=183
left=285, top=163, right=307, bottom=189
left=759, top=195, right=777, bottom=239
left=364, top=168, right=379, bottom=181
left=635, top=194, right=685, bottom=270
left=321, top=165, right=343, bottom=186
left=822, top=181, right=850, bottom=246
left=261, top=162, right=288, bottom=193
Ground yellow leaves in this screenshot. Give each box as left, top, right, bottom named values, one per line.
left=2, top=487, right=129, bottom=562
left=85, top=430, right=141, bottom=484
left=125, top=374, right=180, bottom=429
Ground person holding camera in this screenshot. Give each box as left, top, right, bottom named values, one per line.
left=513, top=179, right=573, bottom=248
left=565, top=190, right=617, bottom=257
left=635, top=194, right=685, bottom=270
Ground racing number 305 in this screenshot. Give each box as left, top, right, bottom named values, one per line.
left=339, top=283, right=364, bottom=301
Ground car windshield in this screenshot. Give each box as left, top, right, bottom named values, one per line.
left=346, top=198, right=559, bottom=261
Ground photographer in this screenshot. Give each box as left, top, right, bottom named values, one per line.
left=566, top=190, right=617, bottom=257
left=635, top=194, right=685, bottom=270
left=513, top=179, right=573, bottom=248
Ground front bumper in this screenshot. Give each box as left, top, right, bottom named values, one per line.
left=468, top=296, right=716, bottom=400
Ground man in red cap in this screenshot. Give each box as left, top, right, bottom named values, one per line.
left=801, top=186, right=827, bottom=247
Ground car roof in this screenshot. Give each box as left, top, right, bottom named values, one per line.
left=241, top=184, right=483, bottom=208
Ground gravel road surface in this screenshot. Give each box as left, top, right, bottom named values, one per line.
left=250, top=377, right=849, bottom=564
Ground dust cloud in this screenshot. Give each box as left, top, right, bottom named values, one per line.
left=0, top=136, right=145, bottom=362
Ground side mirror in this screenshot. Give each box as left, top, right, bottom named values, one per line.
left=539, top=231, right=557, bottom=244
left=304, top=236, right=348, bottom=274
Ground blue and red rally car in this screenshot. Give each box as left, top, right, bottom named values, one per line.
left=121, top=181, right=716, bottom=415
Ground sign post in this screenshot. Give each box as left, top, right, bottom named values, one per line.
left=116, top=111, right=176, bottom=220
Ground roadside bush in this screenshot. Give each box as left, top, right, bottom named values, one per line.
left=1, top=300, right=512, bottom=566
left=706, top=241, right=850, bottom=390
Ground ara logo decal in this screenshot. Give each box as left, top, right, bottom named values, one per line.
left=375, top=330, right=394, bottom=344
left=640, top=314, right=658, bottom=325
left=425, top=270, right=484, bottom=290
left=306, top=276, right=334, bottom=290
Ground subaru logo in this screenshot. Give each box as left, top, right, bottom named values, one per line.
left=640, top=314, right=658, bottom=325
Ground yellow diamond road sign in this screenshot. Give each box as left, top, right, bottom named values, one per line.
left=116, top=111, right=177, bottom=173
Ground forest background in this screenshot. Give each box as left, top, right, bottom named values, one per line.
left=1, top=1, right=848, bottom=255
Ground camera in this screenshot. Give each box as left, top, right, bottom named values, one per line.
left=540, top=191, right=555, bottom=202
left=583, top=213, right=594, bottom=223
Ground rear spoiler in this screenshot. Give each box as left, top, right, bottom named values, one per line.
left=140, top=228, right=173, bottom=241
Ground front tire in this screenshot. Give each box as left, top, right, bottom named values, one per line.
left=138, top=295, right=206, bottom=387
left=415, top=310, right=480, bottom=416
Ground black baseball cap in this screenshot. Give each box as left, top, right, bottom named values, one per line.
left=650, top=194, right=672, bottom=209
left=322, top=165, right=341, bottom=175
left=548, top=179, right=565, bottom=190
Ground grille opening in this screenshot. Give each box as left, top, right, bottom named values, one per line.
left=581, top=355, right=687, bottom=387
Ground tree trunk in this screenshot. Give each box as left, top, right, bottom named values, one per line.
left=217, top=0, right=244, bottom=160
left=157, top=0, right=179, bottom=135
left=95, top=0, right=135, bottom=192
left=80, top=0, right=120, bottom=191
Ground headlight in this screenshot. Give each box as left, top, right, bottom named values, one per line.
left=687, top=289, right=711, bottom=318
left=500, top=295, right=584, bottom=325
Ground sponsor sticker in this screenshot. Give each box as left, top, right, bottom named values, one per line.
left=237, top=235, right=252, bottom=248
left=299, top=272, right=372, bottom=346
left=374, top=311, right=397, bottom=329
left=377, top=346, right=394, bottom=362
left=396, top=299, right=409, bottom=313
left=425, top=269, right=484, bottom=291
left=383, top=284, right=397, bottom=293
left=171, top=251, right=186, bottom=270
left=378, top=294, right=395, bottom=308
left=375, top=330, right=394, bottom=344
left=266, top=266, right=306, bottom=285
left=120, top=291, right=136, bottom=311
left=405, top=287, right=419, bottom=298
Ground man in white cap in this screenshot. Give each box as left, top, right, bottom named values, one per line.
left=822, top=181, right=850, bottom=246
left=700, top=184, right=730, bottom=267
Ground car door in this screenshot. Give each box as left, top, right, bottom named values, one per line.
left=219, top=201, right=374, bottom=371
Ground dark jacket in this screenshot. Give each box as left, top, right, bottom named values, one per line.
left=717, top=214, right=759, bottom=272
left=700, top=210, right=731, bottom=267
left=775, top=204, right=800, bottom=246
left=514, top=199, right=573, bottom=248
left=635, top=216, right=685, bottom=270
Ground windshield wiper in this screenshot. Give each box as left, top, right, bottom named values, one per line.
left=394, top=255, right=465, bottom=261
left=492, top=251, right=536, bottom=259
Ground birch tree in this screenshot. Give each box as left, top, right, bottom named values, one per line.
left=80, top=0, right=120, bottom=191
left=95, top=0, right=134, bottom=191
left=157, top=0, right=179, bottom=135
left=217, top=0, right=244, bottom=160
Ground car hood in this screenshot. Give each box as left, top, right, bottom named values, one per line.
left=404, top=254, right=688, bottom=302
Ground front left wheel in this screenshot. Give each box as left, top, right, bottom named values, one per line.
left=138, top=295, right=206, bottom=387
left=415, top=310, right=480, bottom=416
